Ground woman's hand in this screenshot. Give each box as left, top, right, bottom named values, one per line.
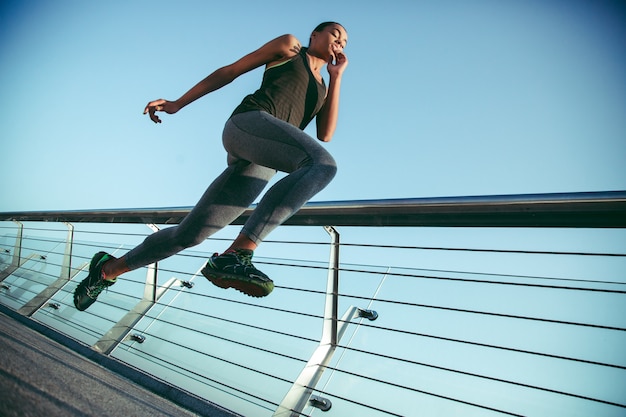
left=143, top=99, right=180, bottom=124
left=327, top=45, right=348, bottom=79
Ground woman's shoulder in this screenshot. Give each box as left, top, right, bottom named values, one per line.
left=262, top=34, right=303, bottom=68
left=274, top=34, right=303, bottom=55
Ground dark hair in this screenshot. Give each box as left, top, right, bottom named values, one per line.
left=309, top=21, right=345, bottom=46
left=313, top=21, right=344, bottom=33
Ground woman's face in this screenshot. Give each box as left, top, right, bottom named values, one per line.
left=310, top=23, right=348, bottom=61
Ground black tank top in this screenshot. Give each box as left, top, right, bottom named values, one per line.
left=232, top=48, right=326, bottom=129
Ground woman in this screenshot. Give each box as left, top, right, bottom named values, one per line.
left=73, top=22, right=348, bottom=310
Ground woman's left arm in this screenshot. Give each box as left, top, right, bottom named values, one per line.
left=316, top=48, right=348, bottom=142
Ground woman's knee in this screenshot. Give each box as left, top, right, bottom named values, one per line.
left=314, top=152, right=337, bottom=183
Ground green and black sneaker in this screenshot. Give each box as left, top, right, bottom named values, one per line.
left=73, top=251, right=116, bottom=311
left=201, top=249, right=274, bottom=297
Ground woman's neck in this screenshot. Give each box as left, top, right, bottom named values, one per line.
left=305, top=51, right=325, bottom=76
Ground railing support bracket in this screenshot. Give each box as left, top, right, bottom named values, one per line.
left=309, top=395, right=332, bottom=412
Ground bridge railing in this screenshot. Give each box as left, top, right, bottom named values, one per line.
left=1, top=191, right=625, bottom=417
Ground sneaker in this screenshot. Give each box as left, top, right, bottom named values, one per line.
left=73, top=251, right=116, bottom=311
left=201, top=249, right=274, bottom=297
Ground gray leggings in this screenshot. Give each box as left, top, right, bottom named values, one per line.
left=123, top=110, right=337, bottom=270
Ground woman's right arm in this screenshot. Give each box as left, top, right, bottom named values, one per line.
left=144, top=34, right=301, bottom=123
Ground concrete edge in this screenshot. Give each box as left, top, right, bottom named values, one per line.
left=0, top=303, right=242, bottom=417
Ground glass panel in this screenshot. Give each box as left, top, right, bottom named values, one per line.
left=0, top=221, right=66, bottom=310
left=0, top=221, right=18, bottom=273
left=1, top=221, right=623, bottom=417
left=309, top=226, right=626, bottom=417
left=111, top=239, right=330, bottom=416
left=33, top=237, right=146, bottom=346
left=0, top=256, right=55, bottom=309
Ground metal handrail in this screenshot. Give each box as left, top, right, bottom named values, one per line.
left=2, top=191, right=626, bottom=228
left=1, top=191, right=625, bottom=416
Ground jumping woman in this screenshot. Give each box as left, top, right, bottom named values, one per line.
left=73, top=22, right=348, bottom=310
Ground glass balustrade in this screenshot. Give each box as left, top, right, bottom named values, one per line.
left=1, top=193, right=625, bottom=417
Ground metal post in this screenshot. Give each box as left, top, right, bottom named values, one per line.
left=273, top=307, right=360, bottom=417
left=92, top=224, right=170, bottom=355
left=18, top=222, right=86, bottom=317
left=0, top=221, right=23, bottom=282
left=146, top=224, right=159, bottom=302
left=273, top=226, right=344, bottom=417
left=92, top=276, right=178, bottom=355
left=61, top=222, right=74, bottom=280
left=322, top=225, right=340, bottom=346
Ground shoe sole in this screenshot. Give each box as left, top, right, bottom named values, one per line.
left=201, top=266, right=274, bottom=298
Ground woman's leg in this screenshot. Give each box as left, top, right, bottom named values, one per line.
left=116, top=159, right=275, bottom=273
left=75, top=133, right=276, bottom=309
left=223, top=111, right=337, bottom=245
left=111, top=110, right=335, bottom=276
left=199, top=111, right=337, bottom=297
left=76, top=110, right=337, bottom=308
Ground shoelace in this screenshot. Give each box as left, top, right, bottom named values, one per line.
left=85, top=271, right=113, bottom=298
left=85, top=282, right=107, bottom=298
left=234, top=251, right=254, bottom=267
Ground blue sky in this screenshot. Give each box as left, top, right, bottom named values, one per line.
left=1, top=2, right=625, bottom=416
left=1, top=0, right=624, bottom=212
